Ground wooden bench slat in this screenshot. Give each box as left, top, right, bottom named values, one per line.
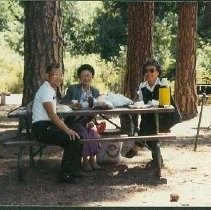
left=4, top=132, right=175, bottom=181
left=4, top=133, right=176, bottom=146
left=81, top=133, right=176, bottom=143
left=102, top=129, right=121, bottom=135
left=4, top=141, right=39, bottom=146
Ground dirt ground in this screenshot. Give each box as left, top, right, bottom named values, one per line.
left=0, top=96, right=211, bottom=207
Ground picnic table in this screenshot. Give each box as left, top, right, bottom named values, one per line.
left=5, top=105, right=176, bottom=181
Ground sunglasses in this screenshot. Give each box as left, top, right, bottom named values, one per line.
left=50, top=73, right=63, bottom=78
left=144, top=68, right=156, bottom=74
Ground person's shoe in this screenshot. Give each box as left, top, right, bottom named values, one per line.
left=90, top=160, right=101, bottom=170
left=146, top=158, right=164, bottom=168
left=92, top=164, right=101, bottom=170
left=125, top=149, right=138, bottom=158
left=72, top=169, right=85, bottom=178
left=134, top=127, right=140, bottom=134
left=58, top=173, right=79, bottom=184
left=83, top=159, right=92, bottom=172
left=134, top=141, right=146, bottom=148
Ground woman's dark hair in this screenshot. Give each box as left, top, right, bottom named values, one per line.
left=142, top=58, right=162, bottom=76
left=77, top=64, right=95, bottom=77
left=46, top=63, right=61, bottom=73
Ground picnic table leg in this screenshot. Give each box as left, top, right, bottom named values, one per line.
left=155, top=152, right=162, bottom=178
left=29, top=146, right=35, bottom=167
left=155, top=113, right=161, bottom=178
left=194, top=93, right=206, bottom=151
left=39, top=146, right=43, bottom=159
left=155, top=113, right=159, bottom=134
left=17, top=146, right=24, bottom=182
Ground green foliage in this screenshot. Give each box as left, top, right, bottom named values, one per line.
left=0, top=2, right=10, bottom=31
left=62, top=1, right=80, bottom=54
left=62, top=1, right=102, bottom=55
left=155, top=2, right=178, bottom=20
left=91, top=1, right=127, bottom=60
left=154, top=12, right=178, bottom=81
left=196, top=39, right=211, bottom=83
left=0, top=35, right=23, bottom=93
left=0, top=1, right=24, bottom=55
left=0, top=1, right=23, bottom=31
left=63, top=53, right=124, bottom=94
left=197, top=1, right=210, bottom=41
left=62, top=1, right=127, bottom=60
left=0, top=0, right=211, bottom=95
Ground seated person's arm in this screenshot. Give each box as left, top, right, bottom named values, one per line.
left=138, top=85, right=143, bottom=101
left=94, top=88, right=100, bottom=98
left=43, top=102, right=80, bottom=140
left=60, top=86, right=73, bottom=104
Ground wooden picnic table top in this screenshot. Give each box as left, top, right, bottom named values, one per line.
left=7, top=105, right=175, bottom=119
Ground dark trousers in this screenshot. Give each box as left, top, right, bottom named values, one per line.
left=119, top=114, right=139, bottom=136
left=120, top=114, right=162, bottom=162
left=135, top=140, right=161, bottom=162
left=32, top=121, right=82, bottom=175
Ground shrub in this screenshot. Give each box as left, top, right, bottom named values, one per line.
left=63, top=53, right=124, bottom=94
left=0, top=37, right=23, bottom=93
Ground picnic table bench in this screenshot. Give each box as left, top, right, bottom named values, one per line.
left=197, top=84, right=211, bottom=105
left=0, top=92, right=11, bottom=105
left=4, top=105, right=176, bottom=181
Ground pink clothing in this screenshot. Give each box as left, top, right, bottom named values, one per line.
left=74, top=123, right=100, bottom=157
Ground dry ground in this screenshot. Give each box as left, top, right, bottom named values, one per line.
left=0, top=97, right=211, bottom=207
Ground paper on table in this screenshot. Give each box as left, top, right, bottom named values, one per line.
left=56, top=104, right=72, bottom=112
left=128, top=101, right=151, bottom=109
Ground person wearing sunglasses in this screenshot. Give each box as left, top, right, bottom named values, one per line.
left=125, top=58, right=165, bottom=176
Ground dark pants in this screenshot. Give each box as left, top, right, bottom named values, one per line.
left=119, top=114, right=139, bottom=136
left=135, top=140, right=161, bottom=162
left=32, top=121, right=82, bottom=175
left=120, top=114, right=162, bottom=162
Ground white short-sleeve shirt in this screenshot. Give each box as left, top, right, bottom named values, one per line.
left=32, top=81, right=57, bottom=123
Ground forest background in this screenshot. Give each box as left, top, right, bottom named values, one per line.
left=0, top=1, right=211, bottom=94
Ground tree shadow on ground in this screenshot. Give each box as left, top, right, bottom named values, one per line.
left=0, top=124, right=18, bottom=129
left=0, top=155, right=168, bottom=206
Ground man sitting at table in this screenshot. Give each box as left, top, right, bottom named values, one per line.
left=123, top=58, right=167, bottom=176
left=61, top=64, right=102, bottom=172
left=32, top=63, right=82, bottom=184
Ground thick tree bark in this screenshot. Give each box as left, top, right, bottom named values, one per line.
left=124, top=2, right=154, bottom=99
left=175, top=2, right=198, bottom=120
left=22, top=1, right=63, bottom=105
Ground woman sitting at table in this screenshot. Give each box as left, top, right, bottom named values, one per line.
left=61, top=64, right=102, bottom=172
left=125, top=58, right=165, bottom=175
left=32, top=63, right=82, bottom=184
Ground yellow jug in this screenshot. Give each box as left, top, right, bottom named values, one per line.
left=159, top=87, right=171, bottom=106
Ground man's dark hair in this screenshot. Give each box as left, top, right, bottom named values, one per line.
left=46, top=63, right=61, bottom=73
left=142, top=58, right=162, bottom=76
left=77, top=64, right=95, bottom=77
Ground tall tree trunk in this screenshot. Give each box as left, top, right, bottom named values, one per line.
left=204, top=2, right=211, bottom=29
left=124, top=2, right=154, bottom=99
left=175, top=2, right=198, bottom=120
left=22, top=1, right=63, bottom=105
